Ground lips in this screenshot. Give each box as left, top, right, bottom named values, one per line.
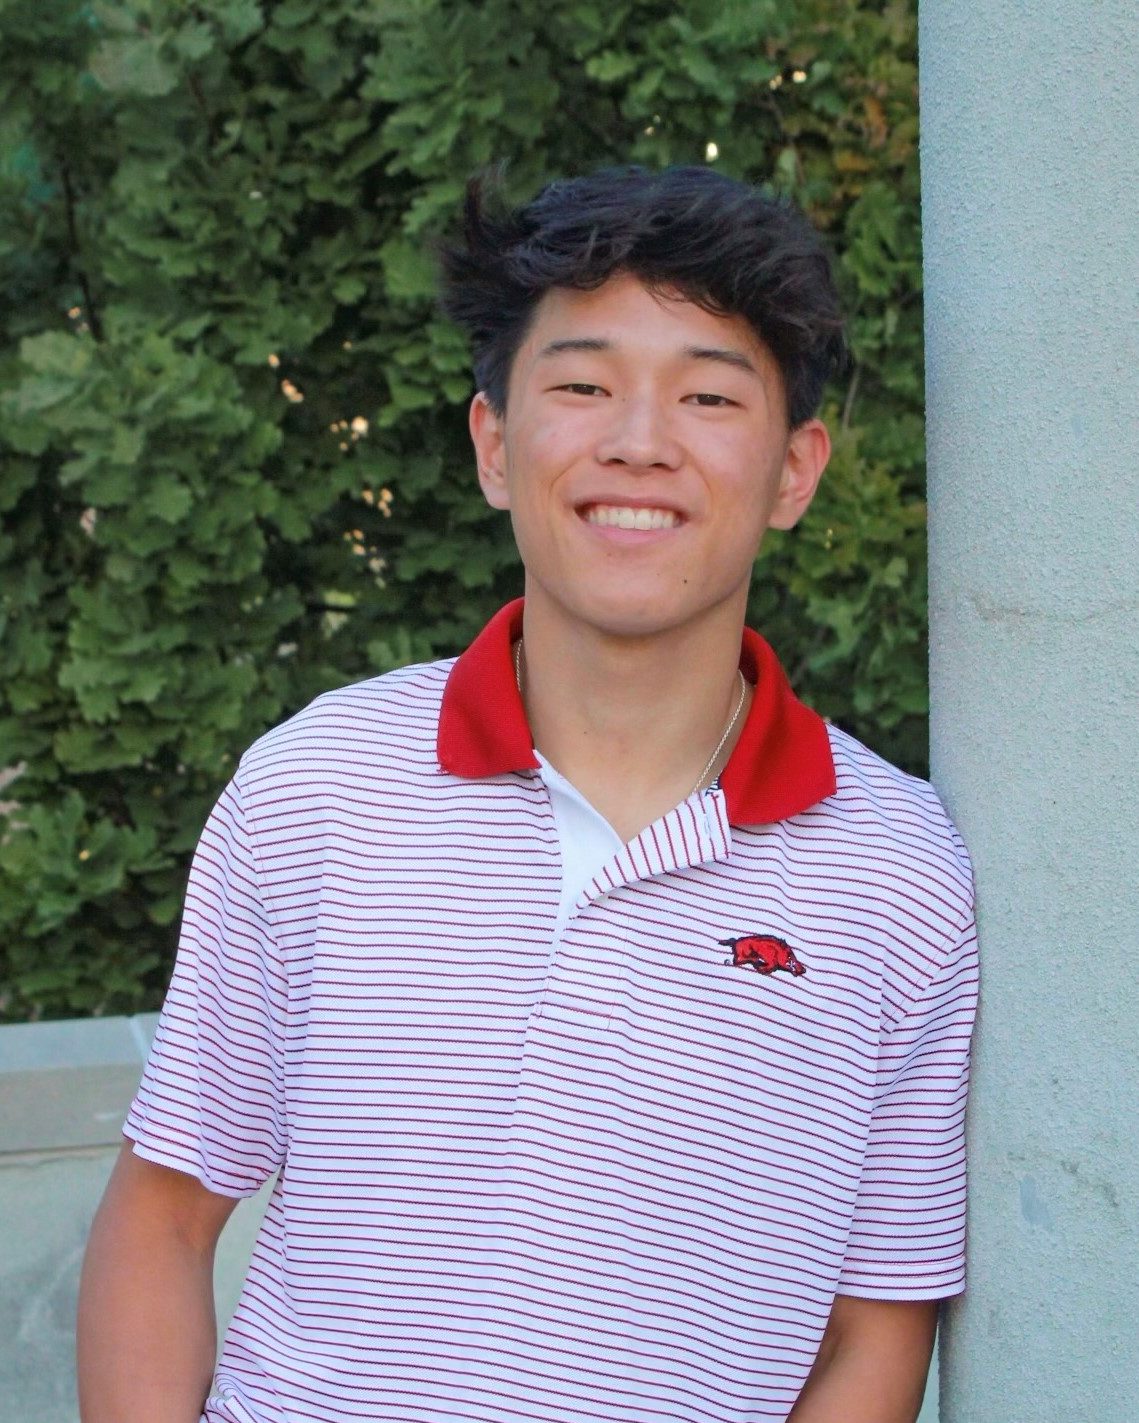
left=583, top=504, right=681, bottom=530
left=576, top=495, right=687, bottom=532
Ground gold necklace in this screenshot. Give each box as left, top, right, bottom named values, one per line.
left=513, top=639, right=747, bottom=799
left=686, top=667, right=747, bottom=796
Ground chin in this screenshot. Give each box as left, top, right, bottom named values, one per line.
left=563, top=589, right=710, bottom=643
left=527, top=567, right=749, bottom=642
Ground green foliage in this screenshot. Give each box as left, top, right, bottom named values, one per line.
left=0, top=0, right=927, bottom=1020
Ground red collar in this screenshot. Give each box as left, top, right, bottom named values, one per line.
left=437, top=599, right=836, bottom=825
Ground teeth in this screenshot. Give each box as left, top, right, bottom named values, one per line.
left=584, top=505, right=680, bottom=530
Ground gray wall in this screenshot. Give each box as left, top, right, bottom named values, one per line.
left=920, top=0, right=1139, bottom=1418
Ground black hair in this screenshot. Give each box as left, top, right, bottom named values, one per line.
left=438, top=164, right=848, bottom=428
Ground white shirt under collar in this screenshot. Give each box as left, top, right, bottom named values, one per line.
left=533, top=750, right=623, bottom=939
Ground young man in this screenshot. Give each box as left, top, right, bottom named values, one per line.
left=78, top=167, right=978, bottom=1423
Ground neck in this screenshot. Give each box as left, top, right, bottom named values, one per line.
left=518, top=586, right=754, bottom=841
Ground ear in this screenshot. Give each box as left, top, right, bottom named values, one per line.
left=469, top=391, right=510, bottom=511
left=767, top=418, right=831, bottom=531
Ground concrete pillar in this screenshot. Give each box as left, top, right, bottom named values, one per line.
left=919, top=2, right=1139, bottom=1418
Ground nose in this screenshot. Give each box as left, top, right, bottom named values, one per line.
left=595, top=395, right=683, bottom=470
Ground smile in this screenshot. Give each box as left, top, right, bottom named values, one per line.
left=582, top=504, right=681, bottom=530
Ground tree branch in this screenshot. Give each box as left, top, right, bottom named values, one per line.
left=841, top=360, right=861, bottom=430
left=186, top=72, right=219, bottom=144
left=60, top=160, right=104, bottom=342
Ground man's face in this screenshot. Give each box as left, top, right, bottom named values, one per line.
left=469, top=271, right=830, bottom=641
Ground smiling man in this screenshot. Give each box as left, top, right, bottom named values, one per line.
left=78, top=167, right=978, bottom=1423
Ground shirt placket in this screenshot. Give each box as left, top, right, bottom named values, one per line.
left=502, top=783, right=738, bottom=1373
left=536, top=785, right=735, bottom=1027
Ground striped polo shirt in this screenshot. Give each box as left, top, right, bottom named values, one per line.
left=125, top=598, right=978, bottom=1423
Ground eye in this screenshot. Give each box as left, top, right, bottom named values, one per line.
left=555, top=382, right=607, bottom=396
left=685, top=393, right=737, bottom=408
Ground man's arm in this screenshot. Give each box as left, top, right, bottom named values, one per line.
left=77, top=1140, right=240, bottom=1423
left=787, top=1295, right=938, bottom=1423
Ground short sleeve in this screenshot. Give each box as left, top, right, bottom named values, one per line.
left=124, top=772, right=288, bottom=1198
left=838, top=910, right=980, bottom=1299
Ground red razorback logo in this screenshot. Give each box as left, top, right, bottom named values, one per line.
left=720, top=934, right=806, bottom=977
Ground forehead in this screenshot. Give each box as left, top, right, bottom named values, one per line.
left=519, top=271, right=774, bottom=369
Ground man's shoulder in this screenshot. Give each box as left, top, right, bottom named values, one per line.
left=236, top=655, right=457, bottom=787
left=820, top=721, right=973, bottom=904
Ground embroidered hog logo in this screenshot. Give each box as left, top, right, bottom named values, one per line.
left=720, top=934, right=806, bottom=977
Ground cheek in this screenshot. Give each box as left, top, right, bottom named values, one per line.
left=712, top=435, right=786, bottom=515
left=714, top=468, right=782, bottom=532
left=505, top=421, right=587, bottom=505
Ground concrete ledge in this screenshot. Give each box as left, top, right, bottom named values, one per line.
left=0, top=1014, right=158, bottom=1154
left=0, top=1014, right=273, bottom=1423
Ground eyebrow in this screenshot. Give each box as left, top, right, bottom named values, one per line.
left=683, top=345, right=758, bottom=375
left=537, top=337, right=758, bottom=376
left=538, top=338, right=611, bottom=358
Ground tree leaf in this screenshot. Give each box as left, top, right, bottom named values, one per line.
left=89, top=36, right=180, bottom=97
